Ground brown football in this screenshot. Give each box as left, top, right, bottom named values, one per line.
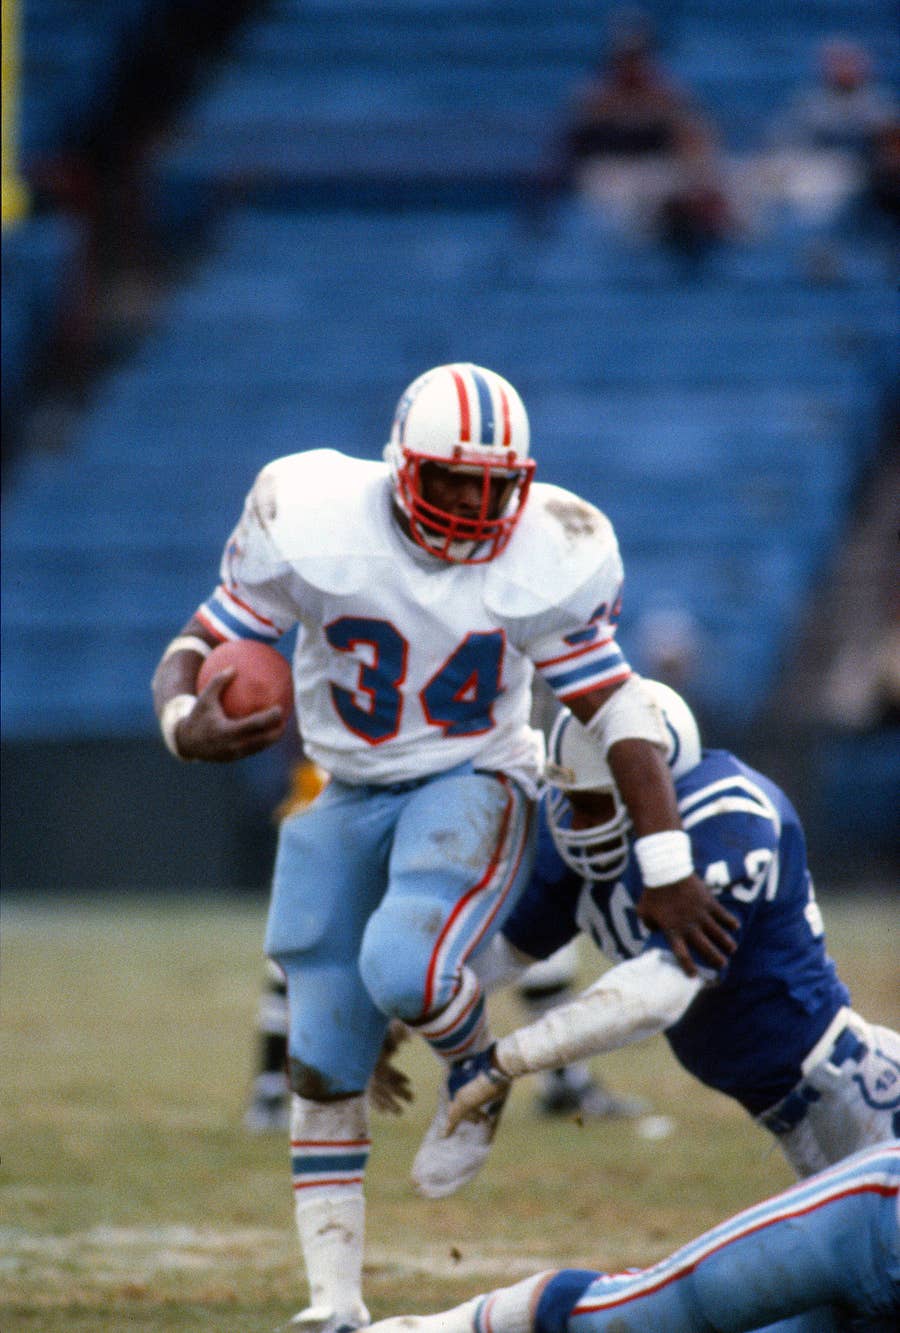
left=197, top=640, right=293, bottom=720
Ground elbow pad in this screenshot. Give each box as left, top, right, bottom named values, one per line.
left=584, top=673, right=669, bottom=758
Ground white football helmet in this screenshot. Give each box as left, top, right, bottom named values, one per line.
left=545, top=679, right=702, bottom=880
left=383, top=362, right=535, bottom=563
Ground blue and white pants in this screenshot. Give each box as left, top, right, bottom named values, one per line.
left=533, top=1142, right=899, bottom=1333
left=265, top=762, right=535, bottom=1097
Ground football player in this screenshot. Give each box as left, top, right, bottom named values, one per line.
left=366, top=1142, right=900, bottom=1333
left=151, top=363, right=736, bottom=1333
left=441, top=680, right=900, bottom=1181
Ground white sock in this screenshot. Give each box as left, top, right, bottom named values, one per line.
left=473, top=1272, right=555, bottom=1333
left=399, top=1272, right=554, bottom=1333
left=290, top=1092, right=371, bottom=1320
left=413, top=967, right=490, bottom=1061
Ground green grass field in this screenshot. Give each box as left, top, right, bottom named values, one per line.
left=3, top=889, right=897, bottom=1332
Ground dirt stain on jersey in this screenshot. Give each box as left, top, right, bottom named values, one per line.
left=251, top=470, right=278, bottom=528
left=545, top=497, right=600, bottom=541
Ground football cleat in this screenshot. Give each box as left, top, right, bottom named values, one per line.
left=536, top=1071, right=650, bottom=1119
left=411, top=1052, right=510, bottom=1199
left=277, top=1303, right=369, bottom=1333
left=244, top=1088, right=291, bottom=1134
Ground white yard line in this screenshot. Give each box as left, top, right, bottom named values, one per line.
left=0, top=1225, right=555, bottom=1282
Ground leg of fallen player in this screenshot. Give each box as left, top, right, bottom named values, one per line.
left=367, top=1143, right=899, bottom=1333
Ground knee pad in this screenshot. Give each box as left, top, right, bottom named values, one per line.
left=359, top=895, right=439, bottom=1021
left=535, top=1270, right=599, bottom=1333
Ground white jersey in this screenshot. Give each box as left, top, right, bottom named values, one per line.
left=196, top=449, right=630, bottom=789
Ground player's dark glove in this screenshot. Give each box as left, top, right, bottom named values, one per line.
left=445, top=1044, right=511, bottom=1135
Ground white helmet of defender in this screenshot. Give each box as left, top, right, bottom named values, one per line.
left=544, top=679, right=702, bottom=880
left=383, top=362, right=534, bottom=563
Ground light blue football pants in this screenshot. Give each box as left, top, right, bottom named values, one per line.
left=265, top=763, right=535, bottom=1097
left=533, top=1143, right=899, bottom=1333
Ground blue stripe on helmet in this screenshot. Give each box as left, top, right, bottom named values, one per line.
left=665, top=715, right=681, bottom=770
left=551, top=713, right=572, bottom=765
left=469, top=367, right=496, bottom=444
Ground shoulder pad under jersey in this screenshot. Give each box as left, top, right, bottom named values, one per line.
left=249, top=449, right=392, bottom=594
left=484, top=482, right=621, bottom=619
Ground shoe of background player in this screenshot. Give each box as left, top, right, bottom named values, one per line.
left=277, top=1301, right=370, bottom=1332
left=244, top=1074, right=291, bottom=1133
left=536, top=1069, right=649, bottom=1119
left=411, top=1054, right=509, bottom=1199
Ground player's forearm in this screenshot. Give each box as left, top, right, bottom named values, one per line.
left=151, top=619, right=216, bottom=717
left=494, top=949, right=700, bottom=1078
left=568, top=676, right=689, bottom=841
left=606, top=737, right=682, bottom=835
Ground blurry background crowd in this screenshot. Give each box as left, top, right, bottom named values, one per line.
left=1, top=0, right=897, bottom=892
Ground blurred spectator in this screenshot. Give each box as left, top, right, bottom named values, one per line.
left=867, top=119, right=900, bottom=225
left=633, top=604, right=704, bottom=697
left=771, top=39, right=896, bottom=157
left=765, top=38, right=898, bottom=225
left=823, top=594, right=900, bottom=732
left=538, top=7, right=736, bottom=256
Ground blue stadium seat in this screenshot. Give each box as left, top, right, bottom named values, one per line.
left=1, top=215, right=80, bottom=441
left=4, top=0, right=897, bottom=743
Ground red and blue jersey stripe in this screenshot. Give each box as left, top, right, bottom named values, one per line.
left=196, top=583, right=283, bottom=644
left=535, top=636, right=630, bottom=703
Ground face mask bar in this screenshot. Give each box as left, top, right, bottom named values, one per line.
left=546, top=785, right=631, bottom=881
left=396, top=449, right=534, bottom=564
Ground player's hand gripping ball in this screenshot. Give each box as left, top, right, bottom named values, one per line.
left=197, top=640, right=293, bottom=721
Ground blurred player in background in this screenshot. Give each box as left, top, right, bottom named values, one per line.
left=442, top=680, right=900, bottom=1183
left=152, top=362, right=736, bottom=1333
left=367, top=1142, right=900, bottom=1333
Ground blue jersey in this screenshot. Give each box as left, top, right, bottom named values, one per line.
left=502, top=750, right=850, bottom=1114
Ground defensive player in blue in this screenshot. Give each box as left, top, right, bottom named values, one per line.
left=151, top=364, right=737, bottom=1333
left=440, top=679, right=900, bottom=1180
left=365, top=1142, right=900, bottom=1332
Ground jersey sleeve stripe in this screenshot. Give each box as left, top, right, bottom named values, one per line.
left=681, top=796, right=778, bottom=831
left=197, top=587, right=283, bottom=643
left=194, top=608, right=229, bottom=643
left=537, top=642, right=629, bottom=698
left=554, top=668, right=632, bottom=704
left=220, top=585, right=279, bottom=629
left=534, top=636, right=612, bottom=670
left=678, top=776, right=780, bottom=833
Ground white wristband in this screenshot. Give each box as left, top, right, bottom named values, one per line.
left=160, top=694, right=197, bottom=759
left=162, top=635, right=213, bottom=661
left=634, top=830, right=693, bottom=888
